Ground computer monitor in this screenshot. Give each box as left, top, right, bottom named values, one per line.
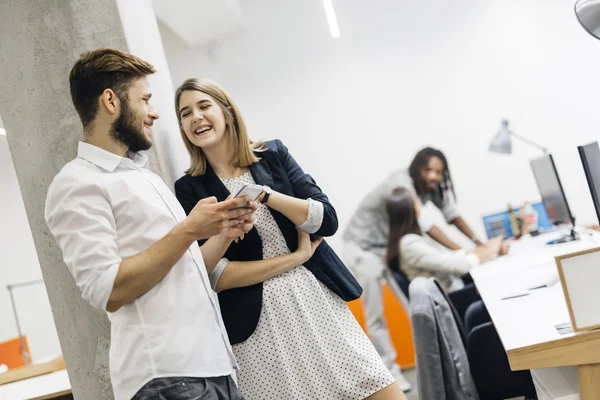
left=530, top=154, right=578, bottom=244
left=578, top=141, right=600, bottom=225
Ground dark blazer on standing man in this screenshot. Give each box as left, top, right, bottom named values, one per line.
left=175, top=139, right=362, bottom=344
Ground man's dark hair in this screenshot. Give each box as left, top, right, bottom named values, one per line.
left=69, top=48, right=155, bottom=128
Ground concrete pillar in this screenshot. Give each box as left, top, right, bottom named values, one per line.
left=0, top=1, right=188, bottom=397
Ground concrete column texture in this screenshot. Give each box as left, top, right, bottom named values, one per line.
left=0, top=0, right=189, bottom=397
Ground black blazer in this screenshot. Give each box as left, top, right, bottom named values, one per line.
left=175, top=140, right=362, bottom=344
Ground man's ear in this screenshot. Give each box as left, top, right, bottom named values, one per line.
left=99, top=89, right=120, bottom=115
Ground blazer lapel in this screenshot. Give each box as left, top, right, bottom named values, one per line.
left=248, top=159, right=275, bottom=189
left=203, top=163, right=231, bottom=201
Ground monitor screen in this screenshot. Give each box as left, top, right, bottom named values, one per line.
left=578, top=141, right=600, bottom=225
left=530, top=154, right=573, bottom=226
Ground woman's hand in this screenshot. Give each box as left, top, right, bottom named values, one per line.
left=498, top=241, right=510, bottom=256
left=295, top=230, right=323, bottom=264
left=471, top=236, right=503, bottom=263
left=487, top=236, right=503, bottom=254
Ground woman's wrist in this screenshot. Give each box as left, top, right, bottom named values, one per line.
left=259, top=185, right=273, bottom=205
left=217, top=231, right=236, bottom=244
left=292, top=247, right=308, bottom=264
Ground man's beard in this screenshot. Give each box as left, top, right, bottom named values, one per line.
left=110, top=99, right=152, bottom=153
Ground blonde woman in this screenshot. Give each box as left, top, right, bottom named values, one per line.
left=173, top=78, right=407, bottom=400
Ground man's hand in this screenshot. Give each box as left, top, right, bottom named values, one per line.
left=185, top=196, right=254, bottom=239
left=221, top=199, right=260, bottom=242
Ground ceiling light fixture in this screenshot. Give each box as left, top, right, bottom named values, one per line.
left=322, top=0, right=340, bottom=38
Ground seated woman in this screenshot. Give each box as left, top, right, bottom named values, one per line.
left=385, top=187, right=538, bottom=399
left=385, top=187, right=506, bottom=318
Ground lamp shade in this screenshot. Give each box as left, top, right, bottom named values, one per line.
left=575, top=0, right=600, bottom=40
left=489, top=119, right=512, bottom=154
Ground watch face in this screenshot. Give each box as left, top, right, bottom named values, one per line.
left=261, top=187, right=271, bottom=204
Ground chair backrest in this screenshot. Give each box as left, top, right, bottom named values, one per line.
left=409, top=277, right=479, bottom=400
left=432, top=279, right=468, bottom=348
left=0, top=336, right=30, bottom=369
left=384, top=269, right=410, bottom=312
left=390, top=269, right=411, bottom=299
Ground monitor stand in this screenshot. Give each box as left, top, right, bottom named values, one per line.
left=546, top=228, right=579, bottom=245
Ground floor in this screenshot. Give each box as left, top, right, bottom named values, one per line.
left=403, top=368, right=419, bottom=400
left=400, top=368, right=527, bottom=400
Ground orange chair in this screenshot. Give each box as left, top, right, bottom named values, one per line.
left=348, top=282, right=415, bottom=368
left=0, top=336, right=30, bottom=369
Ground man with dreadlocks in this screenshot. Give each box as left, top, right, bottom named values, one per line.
left=342, top=147, right=483, bottom=391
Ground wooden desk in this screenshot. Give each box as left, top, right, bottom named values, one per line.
left=0, top=370, right=71, bottom=400
left=471, top=230, right=600, bottom=400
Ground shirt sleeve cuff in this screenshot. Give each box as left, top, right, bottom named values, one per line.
left=464, top=252, right=481, bottom=269
left=418, top=212, right=435, bottom=233
left=92, top=262, right=121, bottom=311
left=442, top=204, right=461, bottom=223
left=209, top=258, right=230, bottom=291
left=297, top=199, right=324, bottom=234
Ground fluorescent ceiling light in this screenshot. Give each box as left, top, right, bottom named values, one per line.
left=322, top=0, right=340, bottom=38
left=0, top=128, right=5, bottom=136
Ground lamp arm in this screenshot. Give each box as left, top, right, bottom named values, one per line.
left=7, top=286, right=31, bottom=364
left=6, top=279, right=42, bottom=365
left=510, top=131, right=548, bottom=153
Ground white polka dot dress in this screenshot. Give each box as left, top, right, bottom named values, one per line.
left=221, top=172, right=394, bottom=400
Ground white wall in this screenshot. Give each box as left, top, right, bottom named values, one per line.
left=0, top=134, right=61, bottom=363
left=160, top=0, right=600, bottom=252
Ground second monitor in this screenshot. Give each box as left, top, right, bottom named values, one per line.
left=578, top=141, right=600, bottom=225
left=530, top=153, right=578, bottom=244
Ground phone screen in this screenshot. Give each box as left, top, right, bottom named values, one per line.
left=230, top=184, right=263, bottom=209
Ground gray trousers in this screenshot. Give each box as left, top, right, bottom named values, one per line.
left=343, top=242, right=403, bottom=376
left=132, top=375, right=245, bottom=400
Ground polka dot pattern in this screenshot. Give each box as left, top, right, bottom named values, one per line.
left=221, top=172, right=394, bottom=400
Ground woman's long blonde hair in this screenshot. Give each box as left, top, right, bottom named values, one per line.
left=174, top=78, right=265, bottom=176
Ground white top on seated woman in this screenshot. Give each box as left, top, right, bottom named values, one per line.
left=385, top=187, right=508, bottom=293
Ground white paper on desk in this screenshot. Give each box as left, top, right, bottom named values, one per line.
left=523, top=272, right=560, bottom=290
left=554, top=322, right=573, bottom=335
left=500, top=290, right=530, bottom=300
left=517, top=262, right=560, bottom=290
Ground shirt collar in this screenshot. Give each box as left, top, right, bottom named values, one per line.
left=77, top=141, right=149, bottom=171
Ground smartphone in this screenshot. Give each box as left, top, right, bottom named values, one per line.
left=230, top=184, right=263, bottom=209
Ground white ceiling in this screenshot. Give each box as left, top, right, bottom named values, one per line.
left=152, top=0, right=246, bottom=48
